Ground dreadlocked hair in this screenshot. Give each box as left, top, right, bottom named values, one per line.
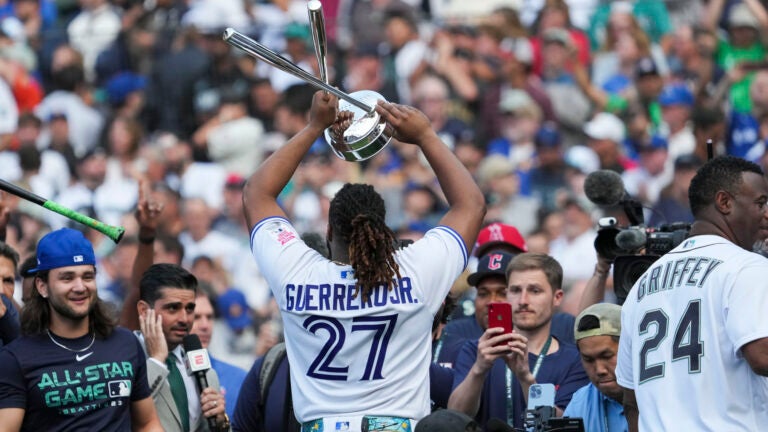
left=329, top=183, right=401, bottom=302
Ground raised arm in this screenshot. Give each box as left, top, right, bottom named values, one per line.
left=375, top=102, right=486, bottom=253
left=243, top=91, right=341, bottom=230
left=120, top=180, right=164, bottom=330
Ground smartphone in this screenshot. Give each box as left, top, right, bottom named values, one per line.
left=487, top=302, right=513, bottom=345
left=527, top=383, right=557, bottom=410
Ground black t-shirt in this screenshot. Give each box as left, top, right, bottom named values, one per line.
left=0, top=326, right=151, bottom=431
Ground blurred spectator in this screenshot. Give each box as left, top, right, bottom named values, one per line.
left=412, top=74, right=473, bottom=151
left=703, top=1, right=768, bottom=114
left=213, top=174, right=249, bottom=242
left=192, top=88, right=266, bottom=177
left=35, top=48, right=104, bottom=157
left=161, top=136, right=227, bottom=210
left=0, top=44, right=42, bottom=113
left=103, top=71, right=147, bottom=120
left=476, top=155, right=539, bottom=235
left=99, top=236, right=138, bottom=307
left=381, top=5, right=428, bottom=104
left=659, top=83, right=696, bottom=160
left=341, top=42, right=397, bottom=102
left=103, top=115, right=144, bottom=184
left=588, top=0, right=673, bottom=53
left=729, top=70, right=768, bottom=158
left=260, top=22, right=316, bottom=93
left=668, top=25, right=725, bottom=101
left=178, top=197, right=240, bottom=273
left=691, top=104, right=727, bottom=161
left=95, top=11, right=157, bottom=85
left=192, top=289, right=247, bottom=418
left=0, top=70, right=18, bottom=147
left=0, top=241, right=19, bottom=347
left=584, top=112, right=636, bottom=173
left=51, top=147, right=137, bottom=231
left=528, top=124, right=568, bottom=211
left=622, top=134, right=673, bottom=209
left=67, top=0, right=121, bottom=83
left=250, top=0, right=308, bottom=53
left=530, top=0, right=590, bottom=78
left=538, top=27, right=592, bottom=134
left=548, top=196, right=598, bottom=286
left=648, top=154, right=703, bottom=226
left=487, top=88, right=542, bottom=170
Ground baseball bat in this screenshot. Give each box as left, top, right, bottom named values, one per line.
left=0, top=179, right=125, bottom=243
left=307, top=0, right=329, bottom=85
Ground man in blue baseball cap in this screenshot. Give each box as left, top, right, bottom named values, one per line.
left=0, top=228, right=162, bottom=431
left=659, top=83, right=696, bottom=161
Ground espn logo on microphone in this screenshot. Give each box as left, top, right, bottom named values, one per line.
left=186, top=349, right=211, bottom=373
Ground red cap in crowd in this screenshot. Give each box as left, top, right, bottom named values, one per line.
left=474, top=222, right=528, bottom=258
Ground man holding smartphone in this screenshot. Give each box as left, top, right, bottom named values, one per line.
left=448, top=253, right=588, bottom=429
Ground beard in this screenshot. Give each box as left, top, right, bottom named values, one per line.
left=48, top=293, right=95, bottom=321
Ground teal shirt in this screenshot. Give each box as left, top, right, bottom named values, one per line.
left=589, top=1, right=672, bottom=50
left=716, top=39, right=766, bottom=113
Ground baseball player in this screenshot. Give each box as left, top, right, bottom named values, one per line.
left=616, top=156, right=768, bottom=431
left=243, top=92, right=485, bottom=431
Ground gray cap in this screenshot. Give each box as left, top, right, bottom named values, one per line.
left=574, top=303, right=622, bottom=341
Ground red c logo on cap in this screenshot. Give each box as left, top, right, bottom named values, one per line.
left=487, top=254, right=503, bottom=270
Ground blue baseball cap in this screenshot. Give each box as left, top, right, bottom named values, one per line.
left=658, top=84, right=694, bottom=107
left=218, top=289, right=252, bottom=332
left=30, top=228, right=96, bottom=273
left=633, top=135, right=668, bottom=153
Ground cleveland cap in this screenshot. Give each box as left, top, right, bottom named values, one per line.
left=29, top=228, right=96, bottom=273
left=467, top=251, right=515, bottom=286
left=574, top=303, right=622, bottom=341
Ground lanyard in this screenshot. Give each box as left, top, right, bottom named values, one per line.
left=505, top=335, right=552, bottom=426
left=432, top=333, right=444, bottom=365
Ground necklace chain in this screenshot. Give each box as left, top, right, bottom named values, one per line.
left=47, top=330, right=95, bottom=353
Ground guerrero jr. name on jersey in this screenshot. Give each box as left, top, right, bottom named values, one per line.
left=285, top=277, right=418, bottom=312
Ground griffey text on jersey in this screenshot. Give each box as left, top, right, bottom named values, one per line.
left=636, top=256, right=723, bottom=301
left=285, top=277, right=418, bottom=311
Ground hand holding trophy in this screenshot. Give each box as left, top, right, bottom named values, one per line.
left=223, top=1, right=393, bottom=162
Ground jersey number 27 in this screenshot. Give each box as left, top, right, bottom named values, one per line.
left=303, top=314, right=398, bottom=381
left=638, top=300, right=703, bottom=383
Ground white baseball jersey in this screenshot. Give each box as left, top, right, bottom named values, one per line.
left=250, top=217, right=467, bottom=423
left=616, top=235, right=768, bottom=431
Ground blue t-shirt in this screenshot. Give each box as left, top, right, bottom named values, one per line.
left=437, top=314, right=576, bottom=368
left=452, top=337, right=588, bottom=429
left=563, top=383, right=628, bottom=432
left=0, top=327, right=151, bottom=431
left=210, top=356, right=247, bottom=418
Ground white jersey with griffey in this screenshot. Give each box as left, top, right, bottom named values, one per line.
left=616, top=235, right=768, bottom=431
left=250, top=217, right=468, bottom=423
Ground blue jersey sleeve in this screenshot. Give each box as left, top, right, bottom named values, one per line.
left=0, top=347, right=25, bottom=409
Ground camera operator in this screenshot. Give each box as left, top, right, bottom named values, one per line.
left=563, top=304, right=627, bottom=432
